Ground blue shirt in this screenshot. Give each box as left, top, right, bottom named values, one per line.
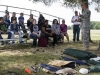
left=18, top=16, right=24, bottom=24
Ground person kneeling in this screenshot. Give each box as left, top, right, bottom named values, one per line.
left=30, top=19, right=41, bottom=47
left=0, top=17, right=12, bottom=45
left=10, top=19, right=24, bottom=44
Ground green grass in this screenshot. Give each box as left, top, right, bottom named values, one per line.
left=0, top=30, right=100, bottom=75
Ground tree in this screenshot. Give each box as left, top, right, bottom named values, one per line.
left=29, top=0, right=100, bottom=42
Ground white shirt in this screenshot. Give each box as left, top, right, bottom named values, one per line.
left=71, top=16, right=81, bottom=25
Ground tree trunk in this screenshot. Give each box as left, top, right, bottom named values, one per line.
left=81, top=0, right=93, bottom=43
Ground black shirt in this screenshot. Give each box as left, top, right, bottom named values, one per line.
left=42, top=25, right=52, bottom=33
left=27, top=20, right=33, bottom=27
left=11, top=17, right=17, bottom=23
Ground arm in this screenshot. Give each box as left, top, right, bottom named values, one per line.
left=81, top=10, right=91, bottom=19
left=51, top=25, right=56, bottom=33
left=42, top=26, right=49, bottom=35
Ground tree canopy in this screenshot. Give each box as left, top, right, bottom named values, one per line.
left=29, top=0, right=100, bottom=12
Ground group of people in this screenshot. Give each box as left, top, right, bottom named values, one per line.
left=0, top=2, right=91, bottom=50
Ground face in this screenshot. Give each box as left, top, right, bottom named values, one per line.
left=12, top=13, right=16, bottom=17
left=62, top=20, right=65, bottom=24
left=6, top=12, right=9, bottom=16
left=75, top=11, right=78, bottom=15
left=30, top=14, right=33, bottom=19
left=54, top=20, right=58, bottom=24
left=20, top=13, right=23, bottom=17
left=0, top=18, right=4, bottom=23
left=81, top=4, right=85, bottom=9
left=45, top=21, right=48, bottom=25
left=13, top=20, right=16, bottom=24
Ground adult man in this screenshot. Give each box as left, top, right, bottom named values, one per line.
left=71, top=11, right=81, bottom=42
left=80, top=3, right=91, bottom=50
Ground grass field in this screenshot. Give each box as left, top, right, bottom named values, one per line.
left=0, top=30, right=100, bottom=75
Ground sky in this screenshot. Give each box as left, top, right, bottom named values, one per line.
left=0, top=0, right=100, bottom=25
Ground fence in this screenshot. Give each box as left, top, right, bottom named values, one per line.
left=0, top=4, right=64, bottom=24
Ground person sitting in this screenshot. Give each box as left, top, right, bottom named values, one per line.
left=10, top=19, right=24, bottom=44
left=60, top=19, right=70, bottom=43
left=0, top=17, right=12, bottom=45
left=30, top=19, right=41, bottom=47
left=3, top=10, right=10, bottom=28
left=18, top=13, right=27, bottom=33
left=38, top=14, right=45, bottom=30
left=42, top=20, right=57, bottom=46
left=11, top=12, right=17, bottom=23
left=52, top=19, right=62, bottom=43
left=27, top=14, right=34, bottom=29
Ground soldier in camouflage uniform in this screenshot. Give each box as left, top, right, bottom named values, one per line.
left=80, top=3, right=91, bottom=49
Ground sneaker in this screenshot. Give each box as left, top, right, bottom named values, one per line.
left=20, top=41, right=24, bottom=44
left=54, top=44, right=57, bottom=46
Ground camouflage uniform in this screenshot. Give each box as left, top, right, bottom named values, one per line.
left=81, top=9, right=91, bottom=48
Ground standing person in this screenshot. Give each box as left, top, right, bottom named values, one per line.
left=52, top=19, right=62, bottom=43
left=27, top=14, right=34, bottom=29
left=10, top=19, right=24, bottom=44
left=80, top=2, right=91, bottom=50
left=4, top=10, right=10, bottom=28
left=18, top=13, right=27, bottom=33
left=71, top=11, right=81, bottom=42
left=60, top=19, right=70, bottom=43
left=42, top=20, right=57, bottom=46
left=11, top=12, right=17, bottom=23
left=0, top=17, right=12, bottom=45
left=30, top=19, right=41, bottom=47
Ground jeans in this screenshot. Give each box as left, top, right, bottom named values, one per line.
left=41, top=33, right=57, bottom=45
left=11, top=31, right=22, bottom=42
left=56, top=33, right=62, bottom=43
left=0, top=32, right=12, bottom=39
left=30, top=33, right=38, bottom=46
left=19, top=23, right=27, bottom=33
left=73, top=25, right=80, bottom=41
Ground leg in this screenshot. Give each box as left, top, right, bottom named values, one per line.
left=76, top=25, right=80, bottom=41
left=11, top=31, right=15, bottom=43
left=20, top=25, right=27, bottom=33
left=82, top=28, right=90, bottom=49
left=65, top=33, right=69, bottom=43
left=18, top=31, right=23, bottom=42
left=52, top=33, right=57, bottom=45
left=73, top=25, right=76, bottom=42
left=30, top=34, right=38, bottom=47
left=62, top=33, right=64, bottom=42
left=6, top=32, right=12, bottom=39
left=0, top=32, right=3, bottom=39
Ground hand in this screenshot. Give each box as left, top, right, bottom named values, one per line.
left=37, top=34, right=40, bottom=38
left=49, top=33, right=52, bottom=36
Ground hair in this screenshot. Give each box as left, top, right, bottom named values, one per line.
left=0, top=17, right=4, bottom=21
left=62, top=19, right=65, bottom=22
left=52, top=19, right=59, bottom=24
left=20, top=13, right=23, bottom=15
left=45, top=20, right=48, bottom=23
left=81, top=2, right=88, bottom=7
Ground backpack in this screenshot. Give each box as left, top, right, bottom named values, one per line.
left=38, top=37, right=48, bottom=47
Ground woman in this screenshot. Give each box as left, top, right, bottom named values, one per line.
left=60, top=19, right=70, bottom=43
left=42, top=20, right=57, bottom=46
left=27, top=14, right=34, bottom=29
left=52, top=19, right=62, bottom=43
left=30, top=19, right=41, bottom=47
left=11, top=12, right=17, bottom=23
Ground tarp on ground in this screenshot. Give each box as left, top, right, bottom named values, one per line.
left=63, top=48, right=97, bottom=60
